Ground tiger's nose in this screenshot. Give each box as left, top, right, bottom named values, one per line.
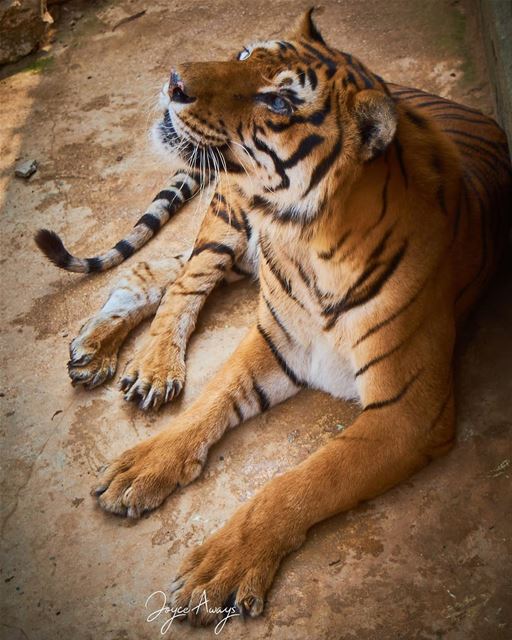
left=168, top=68, right=196, bottom=104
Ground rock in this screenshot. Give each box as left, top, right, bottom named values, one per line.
left=15, top=159, right=38, bottom=179
left=0, top=1, right=48, bottom=65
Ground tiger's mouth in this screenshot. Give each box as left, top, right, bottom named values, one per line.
left=154, top=80, right=243, bottom=174
left=156, top=107, right=243, bottom=175
left=157, top=110, right=196, bottom=155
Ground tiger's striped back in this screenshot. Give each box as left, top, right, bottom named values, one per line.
left=390, top=84, right=512, bottom=318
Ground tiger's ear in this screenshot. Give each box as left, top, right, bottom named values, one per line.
left=352, top=90, right=397, bottom=161
left=292, top=7, right=326, bottom=45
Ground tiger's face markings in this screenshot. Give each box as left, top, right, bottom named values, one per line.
left=154, top=10, right=397, bottom=224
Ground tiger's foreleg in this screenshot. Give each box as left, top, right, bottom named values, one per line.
left=120, top=193, right=253, bottom=410
left=68, top=257, right=185, bottom=388
left=92, top=326, right=299, bottom=516
left=169, top=308, right=457, bottom=623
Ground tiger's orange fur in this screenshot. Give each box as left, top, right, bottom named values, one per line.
left=36, top=9, right=511, bottom=625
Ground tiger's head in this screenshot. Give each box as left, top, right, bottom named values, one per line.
left=154, top=8, right=397, bottom=223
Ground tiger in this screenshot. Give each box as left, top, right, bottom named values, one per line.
left=35, top=8, right=511, bottom=626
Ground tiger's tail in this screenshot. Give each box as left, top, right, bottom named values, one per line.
left=35, top=170, right=200, bottom=274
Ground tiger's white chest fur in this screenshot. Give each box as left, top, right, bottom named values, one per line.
left=285, top=318, right=359, bottom=401
left=256, top=227, right=360, bottom=402
left=306, top=332, right=358, bottom=400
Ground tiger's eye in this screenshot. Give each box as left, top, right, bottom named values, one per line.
left=270, top=95, right=291, bottom=115
left=238, top=48, right=251, bottom=61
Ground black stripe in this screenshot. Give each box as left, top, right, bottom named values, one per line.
left=449, top=136, right=511, bottom=175
left=263, top=294, right=292, bottom=341
left=240, top=209, right=252, bottom=240
left=135, top=213, right=161, bottom=233
left=250, top=195, right=269, bottom=211
left=355, top=338, right=407, bottom=377
left=324, top=241, right=408, bottom=330
left=114, top=240, right=135, bottom=259
left=344, top=70, right=357, bottom=88
left=306, top=67, right=318, bottom=90
left=392, top=88, right=428, bottom=97
left=213, top=208, right=242, bottom=231
left=404, top=107, right=428, bottom=129
left=257, top=323, right=304, bottom=387
left=318, top=230, right=351, bottom=260
left=153, top=189, right=182, bottom=205
left=86, top=257, right=103, bottom=272
left=191, top=242, right=235, bottom=261
left=283, top=134, right=325, bottom=169
left=394, top=137, right=408, bottom=187
left=444, top=126, right=509, bottom=153
left=353, top=63, right=374, bottom=89
left=281, top=41, right=299, bottom=54
left=305, top=104, right=342, bottom=195
left=372, top=164, right=391, bottom=229
left=450, top=129, right=507, bottom=155
left=173, top=180, right=193, bottom=200
left=294, top=260, right=311, bottom=287
left=302, top=42, right=337, bottom=74
left=329, top=226, right=394, bottom=297
left=416, top=100, right=484, bottom=116
left=414, top=99, right=452, bottom=110
left=220, top=152, right=246, bottom=174
left=260, top=238, right=304, bottom=308
left=368, top=226, right=395, bottom=262
left=252, top=379, right=270, bottom=412
left=359, top=163, right=392, bottom=240
left=344, top=54, right=375, bottom=89
left=252, top=126, right=289, bottom=190
left=213, top=192, right=227, bottom=204
left=364, top=370, right=421, bottom=411
left=434, top=113, right=497, bottom=127
left=236, top=124, right=262, bottom=168
left=272, top=205, right=321, bottom=226
left=174, top=289, right=209, bottom=296
left=353, top=281, right=425, bottom=347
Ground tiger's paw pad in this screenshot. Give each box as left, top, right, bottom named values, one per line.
left=120, top=345, right=186, bottom=411
left=68, top=319, right=125, bottom=389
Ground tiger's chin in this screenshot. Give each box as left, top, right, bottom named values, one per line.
left=150, top=110, right=192, bottom=165
left=150, top=109, right=226, bottom=174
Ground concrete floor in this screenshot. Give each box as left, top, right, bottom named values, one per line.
left=1, top=1, right=511, bottom=638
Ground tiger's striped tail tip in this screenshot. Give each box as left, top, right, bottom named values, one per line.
left=34, top=228, right=89, bottom=273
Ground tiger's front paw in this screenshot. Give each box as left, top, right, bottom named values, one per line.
left=120, top=336, right=186, bottom=410
left=92, top=428, right=206, bottom=517
left=68, top=316, right=128, bottom=389
left=170, top=499, right=305, bottom=626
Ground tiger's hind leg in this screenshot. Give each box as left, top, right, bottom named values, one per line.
left=68, top=256, right=185, bottom=389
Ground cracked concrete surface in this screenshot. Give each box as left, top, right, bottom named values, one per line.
left=1, top=1, right=510, bottom=638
